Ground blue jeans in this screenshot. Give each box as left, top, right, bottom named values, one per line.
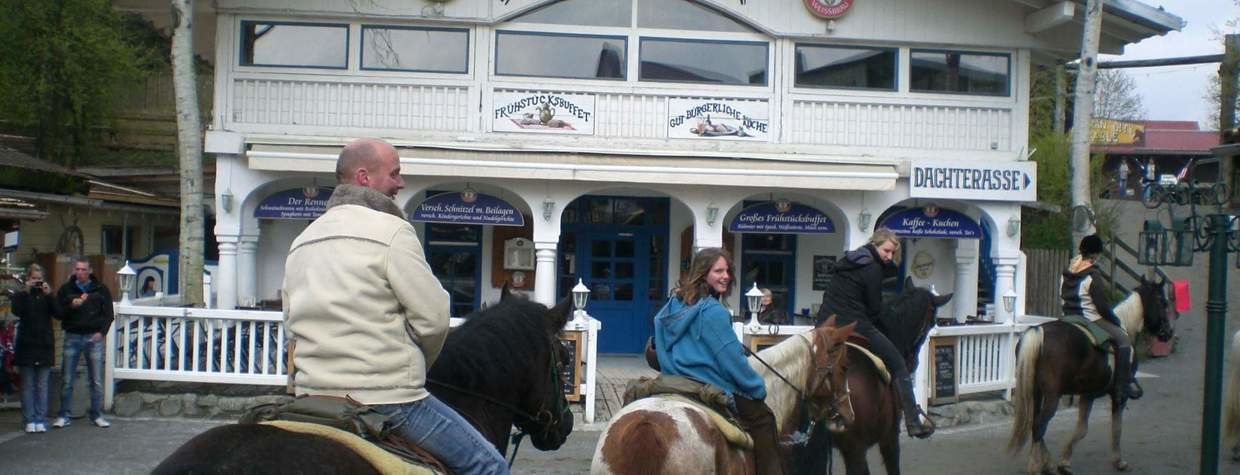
left=373, top=395, right=508, bottom=475
left=20, top=366, right=51, bottom=424
left=58, top=332, right=105, bottom=420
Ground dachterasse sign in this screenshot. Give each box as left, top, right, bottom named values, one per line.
left=909, top=159, right=1036, bottom=202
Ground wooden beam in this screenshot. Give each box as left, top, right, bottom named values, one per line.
left=1066, top=54, right=1224, bottom=69
left=1025, top=1, right=1075, bottom=33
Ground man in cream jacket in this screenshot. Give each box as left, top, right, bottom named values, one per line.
left=283, top=138, right=508, bottom=475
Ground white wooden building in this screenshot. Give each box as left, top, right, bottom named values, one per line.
left=123, top=0, right=1182, bottom=355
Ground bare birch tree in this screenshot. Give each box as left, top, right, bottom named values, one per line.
left=1068, top=0, right=1104, bottom=246
left=171, top=0, right=203, bottom=306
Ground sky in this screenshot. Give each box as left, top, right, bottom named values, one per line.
left=1101, top=0, right=1239, bottom=128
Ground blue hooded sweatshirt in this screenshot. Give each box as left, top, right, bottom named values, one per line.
left=653, top=295, right=767, bottom=400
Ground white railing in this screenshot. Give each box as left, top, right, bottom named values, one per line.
left=104, top=303, right=603, bottom=423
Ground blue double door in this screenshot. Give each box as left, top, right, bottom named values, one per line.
left=559, top=197, right=668, bottom=353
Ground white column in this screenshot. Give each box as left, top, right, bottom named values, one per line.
left=993, top=255, right=1020, bottom=324
left=533, top=241, right=557, bottom=306
left=953, top=240, right=979, bottom=323
left=237, top=236, right=259, bottom=306
left=216, top=235, right=239, bottom=310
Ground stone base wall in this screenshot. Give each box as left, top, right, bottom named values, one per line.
left=111, top=391, right=292, bottom=420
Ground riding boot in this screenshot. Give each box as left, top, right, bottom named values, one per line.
left=734, top=395, right=785, bottom=475
left=895, top=376, right=934, bottom=439
left=1114, top=346, right=1143, bottom=401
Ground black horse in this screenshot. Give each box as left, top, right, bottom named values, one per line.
left=153, top=295, right=575, bottom=474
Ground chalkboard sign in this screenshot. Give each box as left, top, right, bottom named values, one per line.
left=930, top=337, right=958, bottom=405
left=812, top=255, right=837, bottom=291
left=559, top=332, right=584, bottom=402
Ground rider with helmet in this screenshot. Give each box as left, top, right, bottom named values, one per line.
left=815, top=228, right=934, bottom=439
left=1061, top=234, right=1143, bottom=403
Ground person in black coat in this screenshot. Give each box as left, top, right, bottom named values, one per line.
left=52, top=258, right=114, bottom=429
left=816, top=228, right=933, bottom=439
left=757, top=288, right=789, bottom=324
left=12, top=264, right=58, bottom=433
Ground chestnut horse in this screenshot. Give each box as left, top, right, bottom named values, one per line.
left=1223, top=329, right=1240, bottom=461
left=590, top=320, right=857, bottom=474
left=153, top=295, right=576, bottom=474
left=1007, top=278, right=1173, bottom=474
left=797, top=279, right=954, bottom=475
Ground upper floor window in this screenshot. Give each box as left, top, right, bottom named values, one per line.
left=361, top=26, right=469, bottom=73
left=240, top=21, right=348, bottom=69
left=496, top=32, right=626, bottom=80
left=910, top=50, right=1009, bottom=96
left=515, top=0, right=632, bottom=27
left=794, top=44, right=896, bottom=91
left=640, top=38, right=767, bottom=85
left=637, top=0, right=755, bottom=32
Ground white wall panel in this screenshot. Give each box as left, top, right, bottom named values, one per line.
left=231, top=78, right=471, bottom=132
left=790, top=99, right=1011, bottom=151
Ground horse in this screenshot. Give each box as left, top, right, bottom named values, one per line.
left=798, top=278, right=954, bottom=475
left=1007, top=277, right=1173, bottom=475
left=1223, top=329, right=1240, bottom=462
left=590, top=317, right=858, bottom=475
left=153, top=294, right=576, bottom=474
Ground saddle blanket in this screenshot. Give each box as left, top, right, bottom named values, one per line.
left=844, top=342, right=891, bottom=385
left=1060, top=314, right=1113, bottom=349
left=261, top=420, right=441, bottom=475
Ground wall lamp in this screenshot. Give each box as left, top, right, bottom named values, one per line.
left=1007, top=215, right=1021, bottom=238
left=542, top=200, right=555, bottom=222
left=706, top=206, right=720, bottom=226
left=859, top=208, right=872, bottom=232
left=220, top=189, right=234, bottom=213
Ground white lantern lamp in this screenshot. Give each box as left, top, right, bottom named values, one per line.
left=1002, top=288, right=1018, bottom=320
left=117, top=261, right=137, bottom=305
left=572, top=278, right=590, bottom=322
left=745, top=283, right=764, bottom=327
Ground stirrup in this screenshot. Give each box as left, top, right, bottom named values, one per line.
left=905, top=407, right=935, bottom=439
left=1124, top=380, right=1144, bottom=400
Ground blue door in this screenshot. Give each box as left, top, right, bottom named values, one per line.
left=560, top=197, right=668, bottom=353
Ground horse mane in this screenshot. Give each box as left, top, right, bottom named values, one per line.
left=747, top=332, right=814, bottom=432
left=1112, top=291, right=1143, bottom=336
left=877, top=288, right=933, bottom=357
left=428, top=297, right=551, bottom=393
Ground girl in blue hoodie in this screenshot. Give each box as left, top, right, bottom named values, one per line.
left=653, top=248, right=782, bottom=475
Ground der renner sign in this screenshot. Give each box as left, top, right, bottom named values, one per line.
left=909, top=159, right=1037, bottom=202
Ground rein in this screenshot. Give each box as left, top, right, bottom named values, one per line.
left=741, top=333, right=848, bottom=436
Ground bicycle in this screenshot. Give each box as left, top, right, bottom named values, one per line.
left=1141, top=178, right=1230, bottom=209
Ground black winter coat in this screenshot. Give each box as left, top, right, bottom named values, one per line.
left=56, top=275, right=114, bottom=335
left=816, top=244, right=889, bottom=327
left=12, top=289, right=58, bottom=367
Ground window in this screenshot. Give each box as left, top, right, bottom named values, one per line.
left=101, top=225, right=139, bottom=258
left=361, top=26, right=469, bottom=73
left=514, top=0, right=632, bottom=27
left=910, top=50, right=1009, bottom=96
left=640, top=38, right=767, bottom=85
left=424, top=223, right=481, bottom=319
left=637, top=0, right=754, bottom=32
left=240, top=21, right=348, bottom=69
left=795, top=44, right=896, bottom=90
left=496, top=32, right=626, bottom=80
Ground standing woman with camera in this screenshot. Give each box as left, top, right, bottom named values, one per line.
left=12, top=264, right=58, bottom=433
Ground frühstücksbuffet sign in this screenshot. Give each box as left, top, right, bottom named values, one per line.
left=909, top=159, right=1036, bottom=202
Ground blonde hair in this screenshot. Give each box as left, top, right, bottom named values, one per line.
left=26, top=263, right=45, bottom=278
left=868, top=227, right=900, bottom=248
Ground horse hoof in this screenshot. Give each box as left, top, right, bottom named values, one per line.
left=1113, top=460, right=1130, bottom=472
left=1057, top=465, right=1073, bottom=475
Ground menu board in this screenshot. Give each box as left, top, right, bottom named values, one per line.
left=559, top=332, right=584, bottom=402
left=930, top=337, right=959, bottom=405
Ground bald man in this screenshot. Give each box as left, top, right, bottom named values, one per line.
left=284, top=138, right=508, bottom=474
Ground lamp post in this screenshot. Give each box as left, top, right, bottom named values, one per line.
left=572, top=278, right=590, bottom=323
left=745, top=283, right=764, bottom=328
left=116, top=261, right=136, bottom=305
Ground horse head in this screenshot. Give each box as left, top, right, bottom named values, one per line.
left=516, top=296, right=575, bottom=450
left=1137, top=277, right=1174, bottom=342
left=810, top=315, right=858, bottom=432
left=891, top=277, right=953, bottom=369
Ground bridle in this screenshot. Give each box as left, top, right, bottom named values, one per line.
left=426, top=334, right=570, bottom=466
left=743, top=330, right=851, bottom=434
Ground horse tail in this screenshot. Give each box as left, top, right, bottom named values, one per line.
left=1223, top=330, right=1240, bottom=445
left=1007, top=326, right=1043, bottom=454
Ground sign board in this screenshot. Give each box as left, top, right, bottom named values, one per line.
left=493, top=92, right=595, bottom=135
left=930, top=336, right=959, bottom=405
left=909, top=159, right=1036, bottom=202
left=812, top=255, right=836, bottom=291
left=668, top=98, right=769, bottom=141
left=746, top=334, right=790, bottom=353
left=803, top=0, right=855, bottom=19
left=254, top=187, right=333, bottom=220
left=411, top=192, right=524, bottom=227
left=1089, top=118, right=1145, bottom=145
left=728, top=201, right=835, bottom=234
left=3, top=230, right=18, bottom=252
left=559, top=331, right=584, bottom=402
left=880, top=207, right=982, bottom=239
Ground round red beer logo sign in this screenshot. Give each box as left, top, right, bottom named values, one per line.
left=804, top=0, right=854, bottom=19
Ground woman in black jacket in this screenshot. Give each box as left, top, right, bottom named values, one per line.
left=816, top=228, right=933, bottom=438
left=12, top=264, right=58, bottom=433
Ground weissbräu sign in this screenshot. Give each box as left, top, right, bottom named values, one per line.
left=411, top=192, right=524, bottom=227
left=729, top=201, right=834, bottom=234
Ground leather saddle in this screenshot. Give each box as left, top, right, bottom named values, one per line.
left=1060, top=314, right=1115, bottom=351
left=844, top=334, right=892, bottom=385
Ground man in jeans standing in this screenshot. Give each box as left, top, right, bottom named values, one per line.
left=52, top=258, right=114, bottom=428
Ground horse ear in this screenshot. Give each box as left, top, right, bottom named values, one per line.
left=501, top=282, right=512, bottom=301
left=822, top=314, right=838, bottom=328
left=932, top=292, right=954, bottom=307
left=904, top=276, right=915, bottom=291
left=548, top=296, right=573, bottom=330
left=834, top=321, right=858, bottom=341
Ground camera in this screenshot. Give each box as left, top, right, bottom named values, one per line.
left=30, top=281, right=43, bottom=294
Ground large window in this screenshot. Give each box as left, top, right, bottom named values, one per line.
left=101, top=225, right=139, bottom=258
left=795, top=45, right=896, bottom=91
left=640, top=38, right=767, bottom=85
left=910, top=50, right=1010, bottom=96
left=361, top=26, right=469, bottom=73
left=240, top=21, right=348, bottom=69
left=424, top=223, right=481, bottom=319
left=495, top=32, right=626, bottom=80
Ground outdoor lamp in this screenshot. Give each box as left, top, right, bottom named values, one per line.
left=858, top=209, right=872, bottom=232
left=746, top=283, right=764, bottom=327
left=543, top=200, right=555, bottom=222
left=706, top=206, right=719, bottom=226
left=220, top=189, right=234, bottom=213
left=1002, top=288, right=1018, bottom=316
left=572, top=278, right=590, bottom=321
left=1168, top=218, right=1195, bottom=266
left=117, top=261, right=136, bottom=305
left=1007, top=215, right=1020, bottom=238
left=1138, top=220, right=1169, bottom=266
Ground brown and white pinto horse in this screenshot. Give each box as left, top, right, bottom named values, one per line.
left=590, top=320, right=856, bottom=475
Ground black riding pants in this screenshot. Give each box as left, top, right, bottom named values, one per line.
left=1093, top=318, right=1132, bottom=350
left=853, top=321, right=909, bottom=380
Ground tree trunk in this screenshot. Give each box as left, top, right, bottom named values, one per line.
left=1220, top=35, right=1239, bottom=208
left=1068, top=0, right=1103, bottom=247
left=172, top=0, right=204, bottom=306
left=1053, top=65, right=1066, bottom=135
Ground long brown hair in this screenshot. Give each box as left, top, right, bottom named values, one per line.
left=674, top=247, right=734, bottom=306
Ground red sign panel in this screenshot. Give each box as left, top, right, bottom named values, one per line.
left=804, top=0, right=854, bottom=19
